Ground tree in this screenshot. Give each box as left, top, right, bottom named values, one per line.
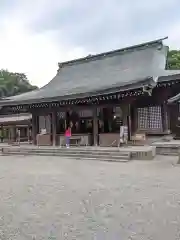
left=0, top=69, right=38, bottom=98
left=167, top=50, right=180, bottom=70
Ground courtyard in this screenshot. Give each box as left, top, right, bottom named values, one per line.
left=0, top=155, right=180, bottom=239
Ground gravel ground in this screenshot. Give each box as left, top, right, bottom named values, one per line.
left=0, top=155, right=180, bottom=239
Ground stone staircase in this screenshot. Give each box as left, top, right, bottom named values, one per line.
left=1, top=146, right=131, bottom=162
left=151, top=140, right=180, bottom=156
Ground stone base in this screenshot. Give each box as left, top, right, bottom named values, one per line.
left=0, top=145, right=156, bottom=161
left=131, top=148, right=156, bottom=160
left=152, top=140, right=180, bottom=156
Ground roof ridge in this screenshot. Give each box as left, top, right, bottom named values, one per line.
left=58, top=37, right=168, bottom=69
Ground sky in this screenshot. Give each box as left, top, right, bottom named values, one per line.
left=0, top=0, right=180, bottom=87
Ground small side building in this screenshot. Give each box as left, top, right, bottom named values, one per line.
left=0, top=113, right=32, bottom=143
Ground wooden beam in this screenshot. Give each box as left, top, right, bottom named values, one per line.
left=51, top=112, right=57, bottom=146
left=93, top=107, right=98, bottom=146
left=32, top=114, right=38, bottom=145
left=161, top=103, right=170, bottom=133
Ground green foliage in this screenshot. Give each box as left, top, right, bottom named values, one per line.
left=167, top=50, right=180, bottom=70
left=0, top=69, right=38, bottom=98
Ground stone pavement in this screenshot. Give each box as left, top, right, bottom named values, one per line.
left=0, top=155, right=180, bottom=239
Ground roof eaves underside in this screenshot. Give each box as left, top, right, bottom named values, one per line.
left=0, top=77, right=155, bottom=106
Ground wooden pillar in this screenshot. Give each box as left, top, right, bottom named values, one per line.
left=27, top=126, right=30, bottom=143
left=32, top=114, right=37, bottom=145
left=0, top=125, right=3, bottom=143
left=27, top=125, right=32, bottom=144
left=120, top=103, right=128, bottom=125
left=52, top=112, right=57, bottom=146
left=12, top=127, right=16, bottom=142
left=127, top=104, right=132, bottom=141
left=161, top=103, right=169, bottom=133
left=93, top=107, right=98, bottom=146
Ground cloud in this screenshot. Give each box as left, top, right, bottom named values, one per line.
left=167, top=21, right=180, bottom=50
left=0, top=19, right=86, bottom=87
left=27, top=0, right=180, bottom=51
left=0, top=0, right=180, bottom=86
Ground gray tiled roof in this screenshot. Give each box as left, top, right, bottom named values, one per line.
left=1, top=37, right=177, bottom=106
left=157, top=70, right=180, bottom=82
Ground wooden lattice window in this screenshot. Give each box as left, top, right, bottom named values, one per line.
left=137, top=106, right=162, bottom=131
left=57, top=112, right=66, bottom=119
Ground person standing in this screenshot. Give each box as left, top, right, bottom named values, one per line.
left=65, top=127, right=71, bottom=148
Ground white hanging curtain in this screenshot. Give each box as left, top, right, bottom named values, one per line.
left=38, top=115, right=51, bottom=133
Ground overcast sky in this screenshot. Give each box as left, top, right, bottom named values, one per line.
left=0, top=0, right=179, bottom=87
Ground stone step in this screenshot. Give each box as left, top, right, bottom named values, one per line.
left=1, top=147, right=130, bottom=156
left=1, top=147, right=131, bottom=162
left=153, top=146, right=179, bottom=156
left=0, top=145, right=155, bottom=160
left=2, top=148, right=131, bottom=157
left=151, top=142, right=180, bottom=156
left=3, top=146, right=132, bottom=152
left=1, top=148, right=130, bottom=157
left=69, top=157, right=129, bottom=162
left=29, top=150, right=129, bottom=157
left=2, top=152, right=130, bottom=162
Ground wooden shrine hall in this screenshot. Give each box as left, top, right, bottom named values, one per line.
left=1, top=37, right=180, bottom=146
